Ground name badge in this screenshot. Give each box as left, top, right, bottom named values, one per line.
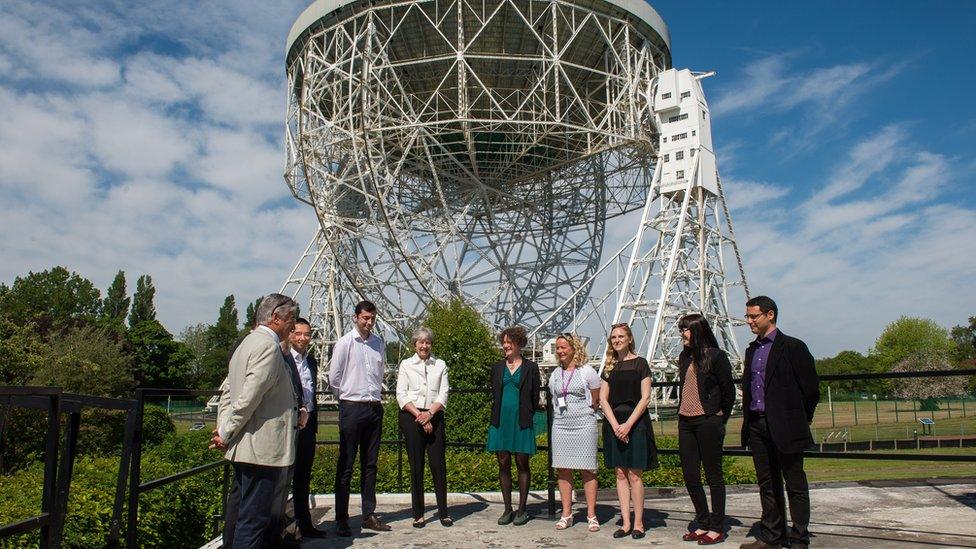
left=556, top=396, right=567, bottom=409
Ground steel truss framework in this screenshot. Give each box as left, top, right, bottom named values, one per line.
left=282, top=1, right=749, bottom=404
left=283, top=0, right=669, bottom=352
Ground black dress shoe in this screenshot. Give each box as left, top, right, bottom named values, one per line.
left=362, top=514, right=392, bottom=532
left=632, top=529, right=646, bottom=539
left=613, top=528, right=632, bottom=538
left=300, top=525, right=328, bottom=538
left=439, top=516, right=454, bottom=527
left=739, top=540, right=777, bottom=549
left=336, top=522, right=352, bottom=537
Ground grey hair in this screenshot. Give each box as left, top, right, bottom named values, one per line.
left=410, top=326, right=434, bottom=345
left=255, top=293, right=298, bottom=325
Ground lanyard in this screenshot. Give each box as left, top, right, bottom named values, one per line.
left=560, top=368, right=577, bottom=398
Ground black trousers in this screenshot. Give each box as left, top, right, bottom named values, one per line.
left=334, top=401, right=383, bottom=523
left=678, top=414, right=726, bottom=532
left=232, top=462, right=286, bottom=549
left=222, top=474, right=240, bottom=548
left=293, top=422, right=318, bottom=529
left=748, top=415, right=811, bottom=546
left=398, top=409, right=448, bottom=519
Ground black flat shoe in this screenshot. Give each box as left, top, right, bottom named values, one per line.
left=613, top=528, right=632, bottom=538
left=413, top=518, right=426, bottom=528
left=336, top=522, right=351, bottom=537
left=440, top=516, right=454, bottom=527
left=513, top=511, right=530, bottom=526
left=632, top=529, right=646, bottom=539
left=497, top=510, right=514, bottom=525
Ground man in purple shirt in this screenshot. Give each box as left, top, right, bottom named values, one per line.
left=739, top=296, right=820, bottom=549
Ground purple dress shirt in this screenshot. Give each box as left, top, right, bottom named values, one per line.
left=748, top=328, right=778, bottom=413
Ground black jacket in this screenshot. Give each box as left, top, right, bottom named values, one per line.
left=490, top=358, right=541, bottom=430
left=740, top=330, right=820, bottom=453
left=283, top=351, right=319, bottom=434
left=677, top=347, right=735, bottom=421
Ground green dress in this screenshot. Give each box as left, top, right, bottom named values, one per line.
left=486, top=366, right=537, bottom=454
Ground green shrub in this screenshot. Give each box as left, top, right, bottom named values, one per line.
left=0, top=430, right=222, bottom=549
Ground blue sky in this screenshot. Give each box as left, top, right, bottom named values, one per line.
left=0, top=1, right=973, bottom=356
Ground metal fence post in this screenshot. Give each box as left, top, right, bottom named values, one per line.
left=545, top=388, right=555, bottom=518
left=397, top=426, right=404, bottom=494
left=126, top=389, right=145, bottom=549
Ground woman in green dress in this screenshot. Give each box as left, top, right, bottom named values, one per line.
left=487, top=326, right=540, bottom=526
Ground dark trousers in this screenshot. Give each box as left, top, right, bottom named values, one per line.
left=222, top=474, right=240, bottom=548
left=678, top=414, right=726, bottom=532
left=335, top=401, right=383, bottom=523
left=293, top=423, right=318, bottom=529
left=748, top=415, right=811, bottom=546
left=232, top=462, right=286, bottom=549
left=398, top=410, right=448, bottom=519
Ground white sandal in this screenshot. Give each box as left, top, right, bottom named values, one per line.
left=555, top=515, right=573, bottom=530
left=587, top=515, right=600, bottom=532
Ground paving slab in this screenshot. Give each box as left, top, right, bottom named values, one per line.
left=204, top=480, right=976, bottom=548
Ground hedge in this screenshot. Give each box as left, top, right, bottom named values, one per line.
left=1, top=430, right=755, bottom=548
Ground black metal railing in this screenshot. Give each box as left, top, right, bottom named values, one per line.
left=3, top=368, right=975, bottom=548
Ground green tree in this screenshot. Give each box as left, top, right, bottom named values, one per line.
left=129, top=274, right=157, bottom=328
left=196, top=296, right=244, bottom=389
left=0, top=266, right=101, bottom=325
left=101, top=270, right=130, bottom=323
left=949, top=316, right=976, bottom=363
left=178, top=323, right=213, bottom=389
left=32, top=325, right=134, bottom=397
left=816, top=350, right=886, bottom=397
left=0, top=319, right=43, bottom=385
left=383, top=299, right=501, bottom=444
left=128, top=319, right=194, bottom=389
left=243, top=297, right=262, bottom=330
left=871, top=316, right=954, bottom=372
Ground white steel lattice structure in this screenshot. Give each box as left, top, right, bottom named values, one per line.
left=282, top=0, right=671, bottom=355
left=281, top=0, right=749, bottom=399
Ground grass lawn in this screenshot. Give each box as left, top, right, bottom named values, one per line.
left=729, top=447, right=976, bottom=483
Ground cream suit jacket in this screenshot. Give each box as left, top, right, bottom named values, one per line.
left=220, top=329, right=297, bottom=467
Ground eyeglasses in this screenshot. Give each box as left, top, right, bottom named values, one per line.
left=744, top=312, right=767, bottom=321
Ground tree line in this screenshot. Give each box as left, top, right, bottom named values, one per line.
left=0, top=266, right=263, bottom=397
left=815, top=315, right=976, bottom=401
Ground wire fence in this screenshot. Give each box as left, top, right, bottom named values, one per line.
left=3, top=368, right=975, bottom=548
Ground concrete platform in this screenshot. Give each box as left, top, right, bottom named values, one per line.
left=206, top=479, right=976, bottom=548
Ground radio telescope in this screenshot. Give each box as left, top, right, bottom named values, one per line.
left=281, top=0, right=749, bottom=397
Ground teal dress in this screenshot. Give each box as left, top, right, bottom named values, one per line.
left=486, top=367, right=537, bottom=454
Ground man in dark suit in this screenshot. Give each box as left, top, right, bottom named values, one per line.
left=286, top=318, right=326, bottom=539
left=739, top=296, right=820, bottom=549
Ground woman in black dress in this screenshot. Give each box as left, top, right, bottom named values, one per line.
left=599, top=322, right=658, bottom=539
left=676, top=313, right=734, bottom=545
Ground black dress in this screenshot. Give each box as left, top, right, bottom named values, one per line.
left=602, top=357, right=659, bottom=470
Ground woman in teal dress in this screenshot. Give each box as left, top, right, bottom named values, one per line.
left=487, top=326, right=540, bottom=526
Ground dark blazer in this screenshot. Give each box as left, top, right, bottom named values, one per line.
left=284, top=351, right=320, bottom=434
left=740, top=330, right=820, bottom=454
left=490, top=357, right=541, bottom=430
left=677, top=347, right=735, bottom=421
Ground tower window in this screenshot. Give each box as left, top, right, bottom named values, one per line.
left=675, top=151, right=684, bottom=160
left=681, top=91, right=691, bottom=99
left=661, top=92, right=672, bottom=99
left=662, top=154, right=670, bottom=162
left=676, top=170, right=685, bottom=179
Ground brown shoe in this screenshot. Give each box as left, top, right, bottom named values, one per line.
left=739, top=540, right=777, bottom=549
left=362, top=514, right=392, bottom=532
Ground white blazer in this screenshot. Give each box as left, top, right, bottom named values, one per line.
left=396, top=353, right=449, bottom=411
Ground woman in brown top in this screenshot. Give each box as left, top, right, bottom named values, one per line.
left=676, top=313, right=735, bottom=545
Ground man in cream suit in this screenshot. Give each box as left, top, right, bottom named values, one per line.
left=211, top=294, right=299, bottom=549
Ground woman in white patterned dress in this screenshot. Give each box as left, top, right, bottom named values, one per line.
left=548, top=333, right=602, bottom=532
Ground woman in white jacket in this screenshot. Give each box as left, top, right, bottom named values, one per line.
left=396, top=326, right=452, bottom=527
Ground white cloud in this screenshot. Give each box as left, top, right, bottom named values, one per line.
left=0, top=1, right=318, bottom=333
left=723, top=178, right=790, bottom=211
left=733, top=127, right=975, bottom=356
